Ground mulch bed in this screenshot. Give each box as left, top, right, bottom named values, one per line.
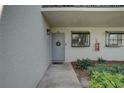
left=71, top=62, right=89, bottom=83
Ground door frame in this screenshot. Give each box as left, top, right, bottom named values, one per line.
left=51, top=33, right=65, bottom=63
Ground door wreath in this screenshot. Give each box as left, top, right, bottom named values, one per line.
left=56, top=41, right=61, bottom=46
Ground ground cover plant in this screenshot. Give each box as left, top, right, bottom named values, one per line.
left=74, top=58, right=124, bottom=88
left=88, top=64, right=124, bottom=88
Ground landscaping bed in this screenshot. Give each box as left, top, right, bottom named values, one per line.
left=71, top=62, right=90, bottom=87
left=71, top=58, right=124, bottom=88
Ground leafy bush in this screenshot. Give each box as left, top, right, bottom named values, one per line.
left=77, top=58, right=93, bottom=69
left=89, top=71, right=124, bottom=88
left=97, top=57, right=106, bottom=64
left=88, top=64, right=124, bottom=75
left=110, top=64, right=124, bottom=75
left=88, top=64, right=124, bottom=88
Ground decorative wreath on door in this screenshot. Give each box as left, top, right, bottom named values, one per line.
left=56, top=41, right=61, bottom=46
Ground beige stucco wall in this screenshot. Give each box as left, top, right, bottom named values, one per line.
left=51, top=27, right=124, bottom=62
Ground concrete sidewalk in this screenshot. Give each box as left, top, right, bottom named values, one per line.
left=37, top=63, right=81, bottom=88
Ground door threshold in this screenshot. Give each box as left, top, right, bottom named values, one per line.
left=52, top=62, right=63, bottom=64
left=52, top=60, right=64, bottom=64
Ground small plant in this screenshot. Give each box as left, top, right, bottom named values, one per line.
left=97, top=57, right=106, bottom=64
left=77, top=58, right=92, bottom=69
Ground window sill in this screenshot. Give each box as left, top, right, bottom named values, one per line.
left=106, top=45, right=124, bottom=47
left=72, top=46, right=90, bottom=47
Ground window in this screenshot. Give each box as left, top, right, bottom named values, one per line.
left=105, top=31, right=124, bottom=47
left=71, top=32, right=90, bottom=47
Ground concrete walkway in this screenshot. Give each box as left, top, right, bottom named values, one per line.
left=37, top=63, right=81, bottom=88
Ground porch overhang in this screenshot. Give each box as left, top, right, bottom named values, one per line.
left=42, top=11, right=124, bottom=27
left=41, top=5, right=124, bottom=11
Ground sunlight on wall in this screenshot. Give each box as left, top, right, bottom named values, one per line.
left=0, top=5, right=3, bottom=19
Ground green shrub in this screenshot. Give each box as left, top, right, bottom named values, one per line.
left=88, top=64, right=124, bottom=88
left=77, top=58, right=93, bottom=69
left=97, top=57, right=106, bottom=64
left=88, top=65, right=111, bottom=76
left=88, top=64, right=124, bottom=75
left=89, top=71, right=124, bottom=88
left=110, top=64, right=124, bottom=75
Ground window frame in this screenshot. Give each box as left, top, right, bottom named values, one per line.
left=105, top=31, right=124, bottom=47
left=71, top=31, right=90, bottom=47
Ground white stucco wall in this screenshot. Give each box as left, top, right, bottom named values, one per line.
left=51, top=27, right=124, bottom=62
left=1, top=6, right=50, bottom=88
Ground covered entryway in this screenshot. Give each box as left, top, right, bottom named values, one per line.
left=52, top=33, right=65, bottom=63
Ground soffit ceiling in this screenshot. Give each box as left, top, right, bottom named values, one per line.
left=42, top=11, right=124, bottom=27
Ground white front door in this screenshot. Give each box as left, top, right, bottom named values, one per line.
left=52, top=33, right=65, bottom=63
